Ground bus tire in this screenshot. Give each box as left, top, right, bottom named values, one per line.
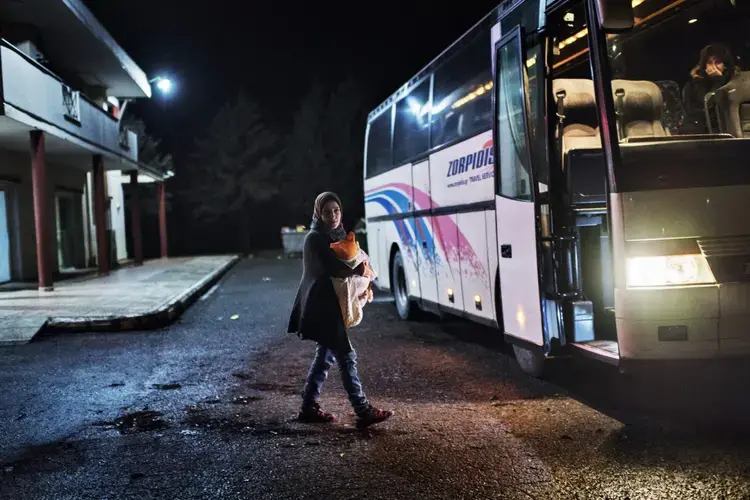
left=513, top=344, right=546, bottom=378
left=391, top=251, right=416, bottom=320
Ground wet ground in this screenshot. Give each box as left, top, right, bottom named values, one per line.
left=1, top=257, right=749, bottom=499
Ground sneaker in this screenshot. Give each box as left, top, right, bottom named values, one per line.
left=297, top=403, right=336, bottom=423
left=355, top=406, right=394, bottom=429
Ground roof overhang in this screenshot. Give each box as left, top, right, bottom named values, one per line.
left=0, top=114, right=167, bottom=180
left=0, top=0, right=152, bottom=99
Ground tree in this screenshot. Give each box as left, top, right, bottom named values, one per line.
left=321, top=78, right=368, bottom=223
left=283, top=77, right=368, bottom=226
left=122, top=117, right=174, bottom=174
left=283, top=79, right=328, bottom=223
left=184, top=91, right=281, bottom=253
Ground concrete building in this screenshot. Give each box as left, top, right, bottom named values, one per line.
left=0, top=0, right=170, bottom=289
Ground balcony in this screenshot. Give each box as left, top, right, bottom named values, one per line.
left=0, top=39, right=159, bottom=176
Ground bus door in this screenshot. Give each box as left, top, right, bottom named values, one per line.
left=493, top=26, right=545, bottom=350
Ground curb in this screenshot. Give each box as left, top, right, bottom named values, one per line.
left=36, top=255, right=242, bottom=337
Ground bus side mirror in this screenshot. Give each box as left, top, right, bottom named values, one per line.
left=596, top=0, right=634, bottom=32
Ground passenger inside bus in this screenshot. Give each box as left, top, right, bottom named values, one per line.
left=682, top=43, right=740, bottom=134
left=610, top=0, right=749, bottom=140
left=552, top=0, right=750, bottom=158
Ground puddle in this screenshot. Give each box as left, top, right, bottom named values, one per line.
left=0, top=442, right=83, bottom=474
left=153, top=383, right=181, bottom=390
left=111, top=411, right=169, bottom=434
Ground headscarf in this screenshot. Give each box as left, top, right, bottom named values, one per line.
left=311, top=191, right=347, bottom=241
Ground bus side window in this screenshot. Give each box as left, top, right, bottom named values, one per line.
left=496, top=38, right=532, bottom=201
left=366, top=107, right=393, bottom=178
left=393, top=78, right=431, bottom=166
left=431, top=31, right=493, bottom=149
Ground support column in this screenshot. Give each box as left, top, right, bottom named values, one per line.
left=30, top=130, right=53, bottom=291
left=93, top=155, right=109, bottom=275
left=158, top=182, right=168, bottom=259
left=129, top=171, right=143, bottom=265
left=83, top=176, right=95, bottom=267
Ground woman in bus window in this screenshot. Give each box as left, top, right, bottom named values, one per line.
left=287, top=191, right=394, bottom=429
left=682, top=43, right=740, bottom=134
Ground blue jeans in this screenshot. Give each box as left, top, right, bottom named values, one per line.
left=302, top=343, right=369, bottom=414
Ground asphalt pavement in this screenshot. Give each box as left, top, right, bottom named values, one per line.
left=1, top=256, right=749, bottom=499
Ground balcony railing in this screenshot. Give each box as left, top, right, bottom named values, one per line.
left=0, top=39, right=138, bottom=163
left=61, top=83, right=81, bottom=124
left=118, top=126, right=137, bottom=153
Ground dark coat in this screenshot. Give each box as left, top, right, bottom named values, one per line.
left=682, top=72, right=732, bottom=134
left=287, top=228, right=364, bottom=352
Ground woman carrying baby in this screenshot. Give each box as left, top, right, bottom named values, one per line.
left=287, top=191, right=394, bottom=429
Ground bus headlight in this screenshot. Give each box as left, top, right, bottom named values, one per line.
left=626, top=254, right=716, bottom=288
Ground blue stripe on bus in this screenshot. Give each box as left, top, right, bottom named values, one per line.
left=364, top=195, right=416, bottom=252
left=365, top=190, right=438, bottom=265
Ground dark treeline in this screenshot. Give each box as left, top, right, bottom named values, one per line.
left=124, top=78, right=370, bottom=257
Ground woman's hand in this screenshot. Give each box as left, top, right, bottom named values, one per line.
left=706, top=61, right=725, bottom=77
left=362, top=263, right=375, bottom=280
left=353, top=262, right=367, bottom=277
left=353, top=262, right=374, bottom=279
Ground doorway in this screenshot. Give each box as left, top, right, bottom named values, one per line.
left=0, top=189, right=10, bottom=283
left=55, top=192, right=83, bottom=271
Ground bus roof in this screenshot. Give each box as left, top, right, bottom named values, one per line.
left=366, top=0, right=532, bottom=122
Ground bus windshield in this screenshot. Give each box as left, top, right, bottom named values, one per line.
left=605, top=0, right=750, bottom=140
left=552, top=0, right=750, bottom=192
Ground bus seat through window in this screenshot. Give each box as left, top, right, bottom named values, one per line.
left=551, top=79, right=606, bottom=207
left=551, top=79, right=602, bottom=161
left=714, top=71, right=750, bottom=138
left=611, top=80, right=669, bottom=139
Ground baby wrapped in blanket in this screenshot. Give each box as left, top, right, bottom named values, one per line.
left=329, top=232, right=375, bottom=328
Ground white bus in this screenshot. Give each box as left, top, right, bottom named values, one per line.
left=363, top=0, right=750, bottom=376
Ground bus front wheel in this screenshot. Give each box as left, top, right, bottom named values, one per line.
left=391, top=251, right=416, bottom=320
left=512, top=344, right=546, bottom=378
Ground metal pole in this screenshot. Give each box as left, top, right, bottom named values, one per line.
left=585, top=0, right=622, bottom=193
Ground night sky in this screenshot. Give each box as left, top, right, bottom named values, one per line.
left=82, top=0, right=500, bottom=160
